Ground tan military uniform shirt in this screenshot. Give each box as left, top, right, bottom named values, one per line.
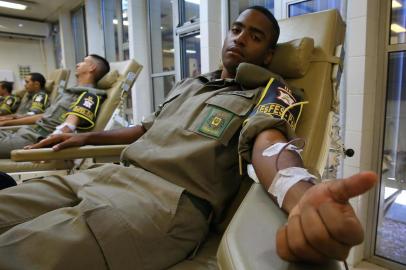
left=122, top=71, right=253, bottom=218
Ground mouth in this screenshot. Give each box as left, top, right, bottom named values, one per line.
left=227, top=47, right=244, bottom=57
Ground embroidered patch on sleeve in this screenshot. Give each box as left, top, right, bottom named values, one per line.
left=66, top=92, right=101, bottom=129
left=245, top=78, right=307, bottom=130
left=198, top=106, right=234, bottom=138
left=29, top=92, right=48, bottom=113
left=0, top=96, right=20, bottom=114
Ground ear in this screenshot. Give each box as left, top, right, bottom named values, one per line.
left=89, top=62, right=98, bottom=73
left=263, top=48, right=274, bottom=66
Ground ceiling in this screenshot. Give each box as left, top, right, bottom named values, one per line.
left=0, top=0, right=83, bottom=22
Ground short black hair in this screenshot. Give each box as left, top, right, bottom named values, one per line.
left=246, top=6, right=280, bottom=49
left=89, top=54, right=110, bottom=82
left=28, top=72, right=46, bottom=89
left=0, top=81, right=13, bottom=93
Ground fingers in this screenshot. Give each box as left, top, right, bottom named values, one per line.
left=277, top=204, right=359, bottom=263
left=319, top=202, right=364, bottom=246
left=301, top=205, right=351, bottom=260
left=286, top=215, right=327, bottom=263
left=276, top=225, right=299, bottom=262
left=53, top=137, right=83, bottom=151
left=327, top=172, right=377, bottom=203
left=25, top=135, right=62, bottom=150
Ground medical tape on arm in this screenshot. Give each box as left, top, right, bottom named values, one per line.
left=52, top=123, right=77, bottom=135
left=246, top=138, right=305, bottom=183
left=268, top=167, right=316, bottom=207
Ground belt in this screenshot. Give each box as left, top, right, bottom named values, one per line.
left=184, top=191, right=212, bottom=221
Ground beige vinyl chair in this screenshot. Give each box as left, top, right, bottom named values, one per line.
left=2, top=68, right=71, bottom=133
left=2, top=59, right=142, bottom=177
left=10, top=9, right=345, bottom=270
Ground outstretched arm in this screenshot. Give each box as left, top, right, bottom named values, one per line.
left=0, top=114, right=43, bottom=127
left=252, top=128, right=377, bottom=263
left=25, top=125, right=146, bottom=151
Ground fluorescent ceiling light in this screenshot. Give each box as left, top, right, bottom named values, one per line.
left=195, top=35, right=200, bottom=39
left=0, top=0, right=26, bottom=10
left=392, top=0, right=403, bottom=9
left=391, top=23, right=406, bottom=33
left=113, top=19, right=118, bottom=24
left=123, top=20, right=128, bottom=26
left=185, top=0, right=200, bottom=5
left=163, top=49, right=175, bottom=53
left=186, top=49, right=196, bottom=54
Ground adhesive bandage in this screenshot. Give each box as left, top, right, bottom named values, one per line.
left=262, top=142, right=303, bottom=158
left=52, top=123, right=77, bottom=135
left=268, top=167, right=316, bottom=207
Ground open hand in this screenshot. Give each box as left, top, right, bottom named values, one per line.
left=24, top=133, right=88, bottom=151
left=276, top=172, right=377, bottom=263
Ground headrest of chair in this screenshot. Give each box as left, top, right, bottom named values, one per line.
left=235, top=63, right=285, bottom=89
left=96, top=70, right=119, bottom=89
left=45, top=80, right=54, bottom=93
left=270, top=37, right=314, bottom=78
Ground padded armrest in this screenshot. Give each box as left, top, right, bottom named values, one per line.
left=217, top=183, right=341, bottom=270
left=0, top=125, right=30, bottom=131
left=11, top=145, right=127, bottom=162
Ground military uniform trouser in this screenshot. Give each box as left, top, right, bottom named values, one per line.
left=0, top=164, right=209, bottom=270
left=0, top=126, right=44, bottom=158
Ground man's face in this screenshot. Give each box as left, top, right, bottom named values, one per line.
left=0, top=84, right=7, bottom=96
left=221, top=9, right=275, bottom=76
left=75, top=56, right=95, bottom=77
left=24, top=76, right=39, bottom=93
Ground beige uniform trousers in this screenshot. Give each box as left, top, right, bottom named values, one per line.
left=0, top=126, right=42, bottom=158
left=0, top=164, right=208, bottom=270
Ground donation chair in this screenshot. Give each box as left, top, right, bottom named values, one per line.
left=3, top=59, right=142, bottom=179
left=10, top=9, right=345, bottom=270
left=1, top=68, right=71, bottom=132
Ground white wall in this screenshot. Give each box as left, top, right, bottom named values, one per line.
left=343, top=0, right=380, bottom=266
left=0, top=36, right=55, bottom=90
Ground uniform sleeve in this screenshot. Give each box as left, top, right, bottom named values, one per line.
left=141, top=79, right=186, bottom=130
left=28, top=92, right=49, bottom=114
left=238, top=78, right=306, bottom=163
left=0, top=96, right=20, bottom=115
left=65, top=91, right=102, bottom=129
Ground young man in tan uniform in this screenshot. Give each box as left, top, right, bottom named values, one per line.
left=0, top=54, right=109, bottom=158
left=0, top=72, right=48, bottom=121
left=0, top=6, right=376, bottom=269
left=0, top=81, right=20, bottom=115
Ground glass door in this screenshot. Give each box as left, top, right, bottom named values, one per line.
left=374, top=1, right=406, bottom=268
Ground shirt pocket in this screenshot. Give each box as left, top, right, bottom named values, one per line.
left=187, top=91, right=255, bottom=146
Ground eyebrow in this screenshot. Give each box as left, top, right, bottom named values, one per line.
left=232, top=21, right=267, bottom=39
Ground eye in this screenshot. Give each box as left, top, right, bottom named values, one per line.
left=252, top=34, right=261, bottom=42
left=231, top=26, right=241, bottom=35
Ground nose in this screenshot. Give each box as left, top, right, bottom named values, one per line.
left=234, top=30, right=248, bottom=46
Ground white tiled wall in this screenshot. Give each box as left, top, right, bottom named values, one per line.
left=343, top=0, right=380, bottom=266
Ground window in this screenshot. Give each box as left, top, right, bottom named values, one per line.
left=180, top=33, right=201, bottom=78
left=51, top=23, right=63, bottom=68
left=177, top=0, right=201, bottom=79
left=71, top=5, right=88, bottom=63
left=102, top=0, right=130, bottom=62
left=390, top=0, right=406, bottom=44
left=373, top=1, right=406, bottom=268
left=229, top=0, right=274, bottom=25
left=149, top=0, right=176, bottom=109
left=287, top=0, right=344, bottom=17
